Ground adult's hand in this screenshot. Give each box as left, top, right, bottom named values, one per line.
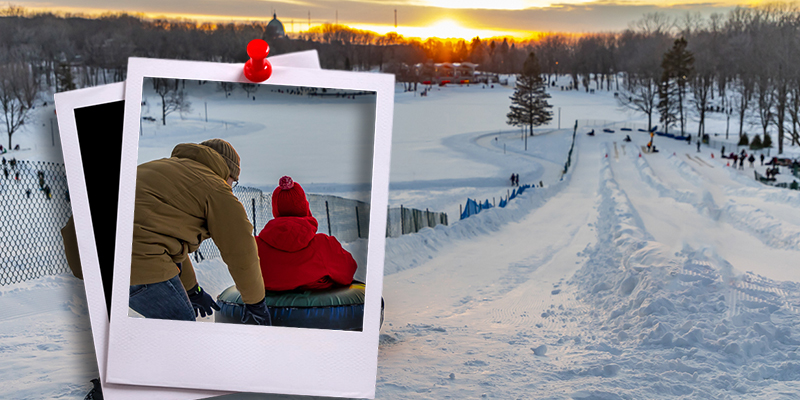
left=187, top=284, right=220, bottom=318
left=242, top=297, right=272, bottom=325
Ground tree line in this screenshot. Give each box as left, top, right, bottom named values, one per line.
left=542, top=5, right=800, bottom=155
left=2, top=5, right=800, bottom=153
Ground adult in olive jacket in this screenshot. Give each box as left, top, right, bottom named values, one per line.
left=62, top=139, right=271, bottom=325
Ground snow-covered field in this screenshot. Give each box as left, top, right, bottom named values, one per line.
left=3, top=78, right=800, bottom=399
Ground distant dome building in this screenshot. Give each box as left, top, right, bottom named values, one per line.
left=266, top=12, right=285, bottom=38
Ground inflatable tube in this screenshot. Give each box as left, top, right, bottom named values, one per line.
left=216, top=283, right=383, bottom=331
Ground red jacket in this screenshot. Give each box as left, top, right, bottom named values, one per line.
left=256, top=215, right=357, bottom=291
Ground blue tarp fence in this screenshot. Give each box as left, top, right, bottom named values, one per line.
left=460, top=184, right=532, bottom=220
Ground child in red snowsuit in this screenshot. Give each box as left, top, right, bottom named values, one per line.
left=256, top=176, right=357, bottom=291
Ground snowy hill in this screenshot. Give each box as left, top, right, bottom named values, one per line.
left=3, top=79, right=800, bottom=398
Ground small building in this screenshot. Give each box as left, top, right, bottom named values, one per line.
left=266, top=12, right=285, bottom=38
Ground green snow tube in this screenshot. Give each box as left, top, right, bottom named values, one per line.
left=216, top=282, right=383, bottom=331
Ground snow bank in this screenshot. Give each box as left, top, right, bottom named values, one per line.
left=384, top=175, right=569, bottom=276
left=563, top=154, right=800, bottom=398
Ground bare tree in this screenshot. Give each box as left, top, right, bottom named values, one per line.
left=241, top=83, right=259, bottom=99
left=218, top=81, right=236, bottom=98
left=630, top=12, right=675, bottom=36
left=152, top=78, right=191, bottom=125
left=0, top=63, right=32, bottom=149
left=616, top=30, right=671, bottom=131
left=618, top=74, right=659, bottom=131
left=688, top=31, right=715, bottom=137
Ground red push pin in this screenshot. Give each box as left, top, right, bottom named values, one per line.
left=244, top=39, right=272, bottom=82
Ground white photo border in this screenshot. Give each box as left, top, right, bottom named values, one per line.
left=106, top=57, right=393, bottom=398
left=55, top=50, right=325, bottom=399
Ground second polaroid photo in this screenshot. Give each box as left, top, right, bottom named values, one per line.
left=55, top=50, right=324, bottom=400
left=106, top=58, right=393, bottom=397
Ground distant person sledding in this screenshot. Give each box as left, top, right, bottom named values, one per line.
left=256, top=176, right=357, bottom=291
left=623, top=135, right=632, bottom=142
left=587, top=129, right=595, bottom=136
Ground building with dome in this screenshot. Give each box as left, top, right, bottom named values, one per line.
left=266, top=12, right=285, bottom=38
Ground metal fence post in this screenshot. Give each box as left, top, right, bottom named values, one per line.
left=400, top=205, right=404, bottom=234
left=325, top=200, right=332, bottom=236
left=355, top=206, right=361, bottom=239
left=251, top=198, right=257, bottom=235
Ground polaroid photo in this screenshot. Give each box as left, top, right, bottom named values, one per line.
left=105, top=57, right=393, bottom=397
left=55, top=50, right=323, bottom=399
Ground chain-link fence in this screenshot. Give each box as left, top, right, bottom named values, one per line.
left=0, top=158, right=72, bottom=286
left=193, top=186, right=448, bottom=262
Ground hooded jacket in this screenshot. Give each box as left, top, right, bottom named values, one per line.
left=131, top=143, right=264, bottom=304
left=256, top=214, right=357, bottom=291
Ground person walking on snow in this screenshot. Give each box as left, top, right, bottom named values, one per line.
left=748, top=154, right=755, bottom=167
left=739, top=156, right=745, bottom=170
left=256, top=176, right=357, bottom=291
left=760, top=153, right=765, bottom=166
left=510, top=173, right=515, bottom=186
left=62, top=139, right=271, bottom=324
left=696, top=140, right=701, bottom=152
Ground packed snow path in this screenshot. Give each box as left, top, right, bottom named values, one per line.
left=375, top=130, right=800, bottom=399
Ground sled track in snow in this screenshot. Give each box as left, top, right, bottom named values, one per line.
left=635, top=150, right=800, bottom=251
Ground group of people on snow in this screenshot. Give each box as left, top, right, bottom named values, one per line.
left=723, top=149, right=763, bottom=171
left=509, top=173, right=520, bottom=186
left=2, top=157, right=55, bottom=199
left=62, top=139, right=357, bottom=325
left=0, top=144, right=20, bottom=154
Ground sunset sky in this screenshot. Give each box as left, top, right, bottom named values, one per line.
left=7, top=0, right=785, bottom=39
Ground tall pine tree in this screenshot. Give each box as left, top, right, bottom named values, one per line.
left=507, top=52, right=553, bottom=149
left=658, top=37, right=694, bottom=135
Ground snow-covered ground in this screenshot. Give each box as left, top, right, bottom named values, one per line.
left=4, top=77, right=800, bottom=398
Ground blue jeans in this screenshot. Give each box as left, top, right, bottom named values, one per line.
left=129, top=275, right=196, bottom=321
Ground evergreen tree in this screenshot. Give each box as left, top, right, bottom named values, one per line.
left=750, top=134, right=762, bottom=150
left=657, top=79, right=680, bottom=134
left=56, top=63, right=76, bottom=92
left=763, top=133, right=773, bottom=148
left=507, top=52, right=553, bottom=149
left=738, top=133, right=749, bottom=146
left=658, top=37, right=694, bottom=135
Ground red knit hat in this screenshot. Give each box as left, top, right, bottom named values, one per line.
left=272, top=176, right=311, bottom=218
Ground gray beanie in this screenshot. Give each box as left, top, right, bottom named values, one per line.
left=199, top=138, right=240, bottom=180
